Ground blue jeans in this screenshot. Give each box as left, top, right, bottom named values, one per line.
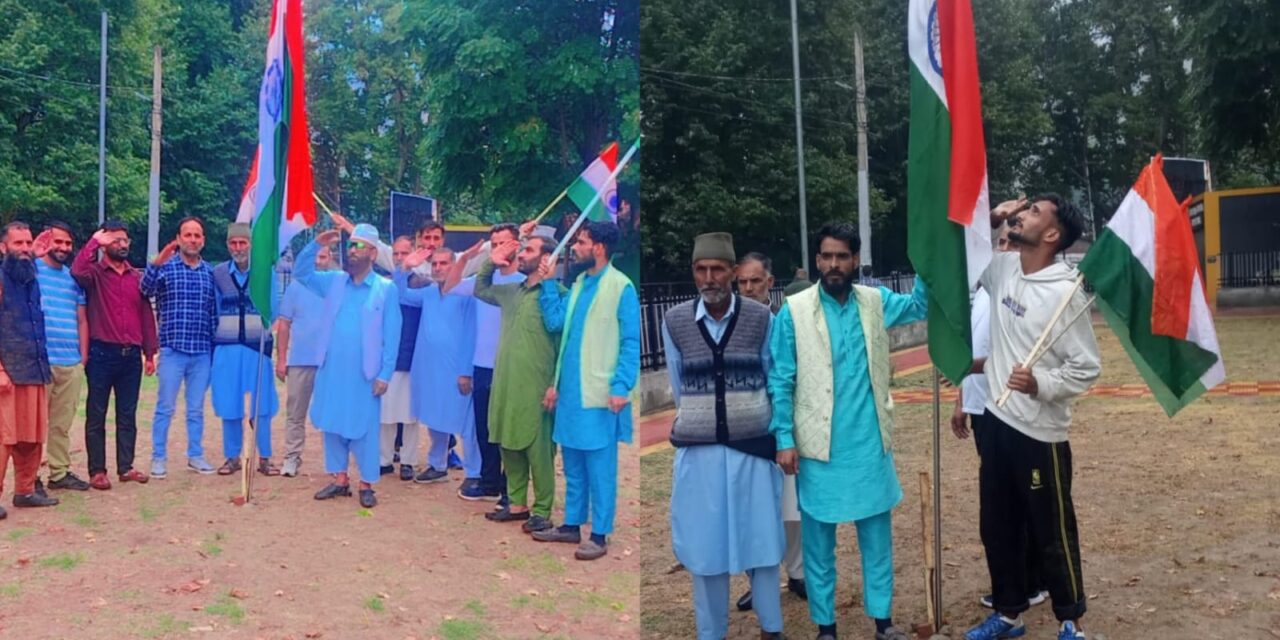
left=151, top=347, right=212, bottom=462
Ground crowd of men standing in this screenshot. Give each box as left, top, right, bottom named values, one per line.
left=0, top=214, right=639, bottom=562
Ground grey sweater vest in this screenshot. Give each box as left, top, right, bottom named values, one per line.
left=666, top=295, right=774, bottom=460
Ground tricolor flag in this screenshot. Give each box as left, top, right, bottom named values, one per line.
left=1078, top=156, right=1225, bottom=416
left=567, top=142, right=620, bottom=222
left=236, top=0, right=316, bottom=320
left=906, top=0, right=993, bottom=384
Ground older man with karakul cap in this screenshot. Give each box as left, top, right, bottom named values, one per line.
left=662, top=231, right=785, bottom=640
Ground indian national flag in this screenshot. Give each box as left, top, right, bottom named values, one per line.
left=236, top=0, right=316, bottom=321
left=906, top=0, right=992, bottom=384
left=1078, top=156, right=1225, bottom=416
left=567, top=142, right=620, bottom=222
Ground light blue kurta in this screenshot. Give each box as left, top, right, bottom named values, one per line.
left=296, top=258, right=401, bottom=441
left=538, top=268, right=641, bottom=450
left=663, top=296, right=785, bottom=574
left=768, top=279, right=928, bottom=523
left=396, top=273, right=477, bottom=434
left=211, top=263, right=278, bottom=420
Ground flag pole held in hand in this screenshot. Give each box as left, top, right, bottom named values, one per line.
left=996, top=273, right=1084, bottom=408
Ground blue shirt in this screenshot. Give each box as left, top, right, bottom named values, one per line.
left=36, top=260, right=85, bottom=367
left=140, top=256, right=216, bottom=354
left=768, top=278, right=928, bottom=523
left=277, top=280, right=327, bottom=367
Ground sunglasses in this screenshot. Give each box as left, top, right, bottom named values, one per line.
left=349, top=240, right=372, bottom=251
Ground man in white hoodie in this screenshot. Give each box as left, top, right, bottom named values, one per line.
left=964, top=194, right=1101, bottom=640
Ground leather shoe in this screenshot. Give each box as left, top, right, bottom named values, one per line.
left=89, top=472, right=111, bottom=490
left=13, top=492, right=59, bottom=508
left=788, top=578, right=808, bottom=600
left=314, top=483, right=352, bottom=500
left=485, top=507, right=531, bottom=522
left=119, top=468, right=149, bottom=484
left=359, top=489, right=377, bottom=508
left=737, top=588, right=753, bottom=611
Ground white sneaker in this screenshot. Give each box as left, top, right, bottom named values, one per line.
left=1028, top=590, right=1050, bottom=606
left=150, top=459, right=167, bottom=479
left=281, top=458, right=300, bottom=478
left=187, top=456, right=215, bottom=475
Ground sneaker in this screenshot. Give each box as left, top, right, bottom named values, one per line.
left=1057, top=622, right=1085, bottom=640
left=458, top=483, right=502, bottom=501
left=495, top=495, right=509, bottom=511
left=964, top=613, right=1026, bottom=640
left=150, top=459, right=167, bottom=479
left=414, top=467, right=449, bottom=484
left=13, top=492, right=59, bottom=508
left=379, top=464, right=395, bottom=476
left=188, top=456, right=215, bottom=475
left=522, top=515, right=553, bottom=533
left=876, top=627, right=911, bottom=640
left=119, top=469, right=149, bottom=484
left=47, top=472, right=91, bottom=491
left=447, top=450, right=463, bottom=470
left=399, top=465, right=414, bottom=481
left=980, top=590, right=1049, bottom=609
left=281, top=458, right=300, bottom=478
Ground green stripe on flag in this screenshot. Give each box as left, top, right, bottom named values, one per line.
left=1078, top=229, right=1219, bottom=416
left=906, top=66, right=972, bottom=385
left=567, top=177, right=610, bottom=222
left=248, top=42, right=293, bottom=322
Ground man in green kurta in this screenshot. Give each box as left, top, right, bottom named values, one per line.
left=477, top=234, right=564, bottom=534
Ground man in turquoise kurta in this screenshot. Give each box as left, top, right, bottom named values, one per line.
left=531, top=221, right=640, bottom=562
left=769, top=222, right=926, bottom=640
left=293, top=225, right=401, bottom=509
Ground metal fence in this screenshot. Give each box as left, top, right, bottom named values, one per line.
left=640, top=271, right=916, bottom=370
left=1219, top=250, right=1280, bottom=288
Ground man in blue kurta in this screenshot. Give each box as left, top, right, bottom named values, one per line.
left=293, top=225, right=401, bottom=509
left=395, top=247, right=480, bottom=485
left=769, top=222, right=927, bottom=640
left=210, top=223, right=279, bottom=477
left=532, top=221, right=640, bottom=562
left=663, top=232, right=785, bottom=640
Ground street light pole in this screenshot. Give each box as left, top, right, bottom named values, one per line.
left=789, top=0, right=809, bottom=275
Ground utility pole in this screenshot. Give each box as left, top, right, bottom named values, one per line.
left=147, top=46, right=162, bottom=258
left=788, top=0, right=810, bottom=274
left=854, top=31, right=872, bottom=270
left=98, top=11, right=107, bottom=226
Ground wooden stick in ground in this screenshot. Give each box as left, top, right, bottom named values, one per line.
left=996, top=274, right=1084, bottom=408
left=919, top=471, right=937, bottom=628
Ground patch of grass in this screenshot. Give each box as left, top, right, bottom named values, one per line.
left=6, top=527, right=34, bottom=542
left=463, top=599, right=487, bottom=617
left=140, top=613, right=186, bottom=639
left=531, top=551, right=567, bottom=576
left=0, top=583, right=20, bottom=597
left=357, top=508, right=374, bottom=518
left=364, top=595, right=385, bottom=612
left=204, top=594, right=245, bottom=623
left=497, top=555, right=530, bottom=572
left=71, top=512, right=96, bottom=528
left=38, top=552, right=84, bottom=570
left=436, top=618, right=491, bottom=640
left=200, top=532, right=225, bottom=557
left=511, top=592, right=558, bottom=613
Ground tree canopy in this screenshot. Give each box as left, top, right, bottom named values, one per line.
left=0, top=0, right=637, bottom=263
left=640, top=0, right=1280, bottom=282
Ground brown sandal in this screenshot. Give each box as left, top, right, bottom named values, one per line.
left=217, top=458, right=242, bottom=476
left=257, top=458, right=281, bottom=477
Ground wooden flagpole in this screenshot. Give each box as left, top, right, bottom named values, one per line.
left=995, top=274, right=1084, bottom=408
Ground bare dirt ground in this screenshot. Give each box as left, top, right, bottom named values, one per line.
left=641, top=315, right=1280, bottom=639
left=0, top=377, right=641, bottom=640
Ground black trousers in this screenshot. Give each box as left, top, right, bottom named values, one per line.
left=472, top=367, right=505, bottom=494
left=977, top=410, right=1086, bottom=622
left=84, top=341, right=143, bottom=476
left=972, top=414, right=1045, bottom=594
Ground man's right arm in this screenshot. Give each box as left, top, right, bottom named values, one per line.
left=71, top=238, right=100, bottom=290
left=139, top=261, right=164, bottom=298
left=767, top=305, right=800, bottom=451
left=292, top=240, right=333, bottom=297
left=474, top=260, right=509, bottom=308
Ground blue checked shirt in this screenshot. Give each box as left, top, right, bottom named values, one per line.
left=140, top=256, right=217, bottom=354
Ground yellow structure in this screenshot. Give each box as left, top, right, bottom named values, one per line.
left=1188, top=186, right=1280, bottom=310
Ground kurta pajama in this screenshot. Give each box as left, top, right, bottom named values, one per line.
left=663, top=297, right=784, bottom=638
left=395, top=275, right=478, bottom=476
left=474, top=261, right=560, bottom=517
left=294, top=242, right=401, bottom=484
left=211, top=263, right=278, bottom=460
left=769, top=280, right=928, bottom=624
left=540, top=267, right=640, bottom=536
